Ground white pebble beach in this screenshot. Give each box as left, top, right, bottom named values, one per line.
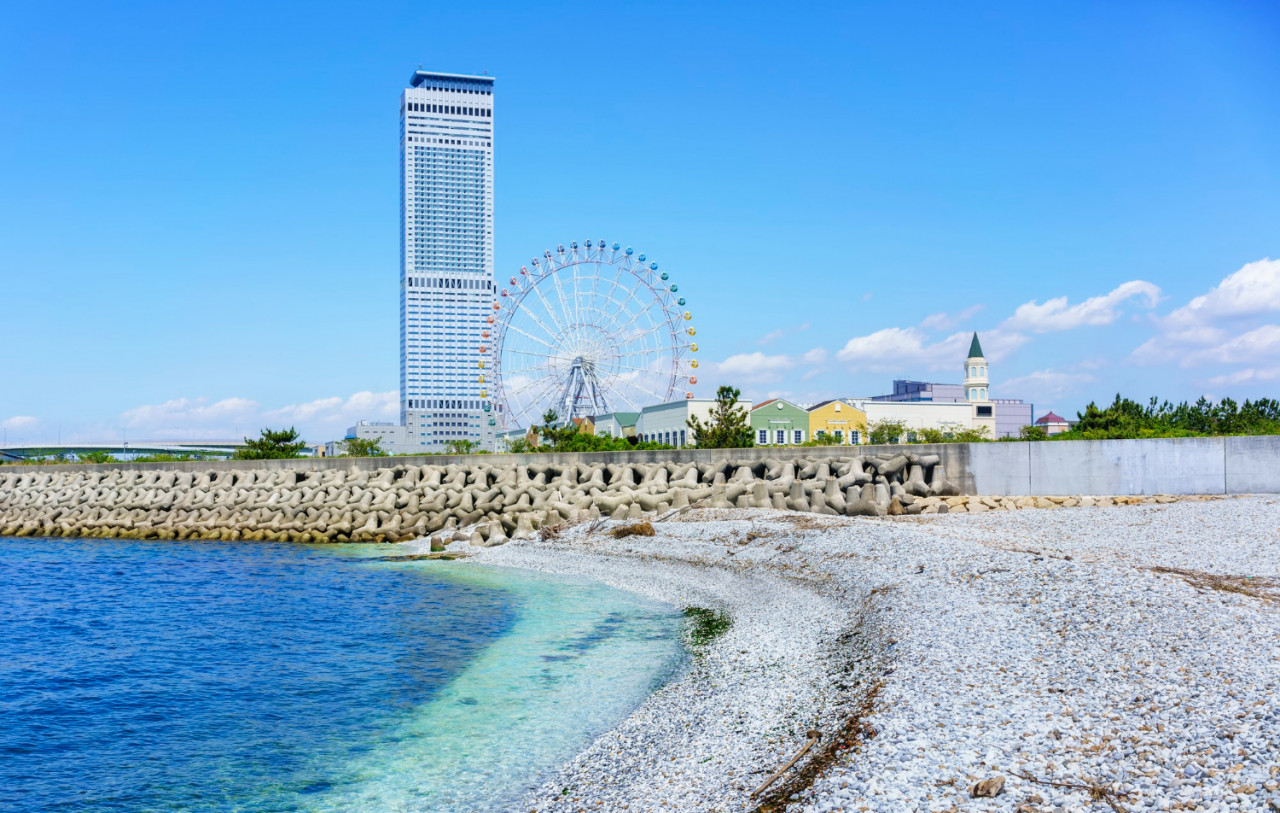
left=408, top=495, right=1280, bottom=812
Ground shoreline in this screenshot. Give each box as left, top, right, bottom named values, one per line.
left=409, top=508, right=896, bottom=812
left=410, top=496, right=1280, bottom=812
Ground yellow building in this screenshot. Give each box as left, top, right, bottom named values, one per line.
left=807, top=399, right=868, bottom=444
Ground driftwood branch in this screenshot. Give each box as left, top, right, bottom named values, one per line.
left=1008, top=769, right=1130, bottom=812
left=655, top=497, right=708, bottom=523
left=750, top=730, right=821, bottom=798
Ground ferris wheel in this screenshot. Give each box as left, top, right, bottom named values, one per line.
left=488, top=240, right=699, bottom=430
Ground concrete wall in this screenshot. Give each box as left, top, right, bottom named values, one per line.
left=1029, top=437, right=1225, bottom=496
left=1225, top=435, right=1280, bottom=495
left=6, top=436, right=1278, bottom=495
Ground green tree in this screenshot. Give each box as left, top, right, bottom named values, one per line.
left=77, top=450, right=116, bottom=464
left=1019, top=424, right=1049, bottom=441
left=913, top=427, right=950, bottom=444
left=341, top=437, right=385, bottom=457
left=504, top=436, right=534, bottom=454
left=445, top=439, right=479, bottom=455
left=234, top=427, right=307, bottom=460
left=131, top=452, right=213, bottom=462
left=516, top=411, right=674, bottom=453
left=534, top=409, right=574, bottom=448
left=947, top=425, right=992, bottom=443
left=867, top=419, right=909, bottom=445
left=686, top=385, right=753, bottom=449
left=802, top=432, right=843, bottom=447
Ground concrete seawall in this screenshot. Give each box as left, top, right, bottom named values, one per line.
left=11, top=436, right=1278, bottom=496
left=2, top=437, right=1276, bottom=542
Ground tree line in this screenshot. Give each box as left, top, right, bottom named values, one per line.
left=1024, top=394, right=1280, bottom=441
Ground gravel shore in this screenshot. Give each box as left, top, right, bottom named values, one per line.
left=423, top=495, right=1280, bottom=812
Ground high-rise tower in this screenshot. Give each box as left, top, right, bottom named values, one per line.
left=397, top=70, right=497, bottom=452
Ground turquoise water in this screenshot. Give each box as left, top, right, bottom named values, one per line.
left=0, top=537, right=684, bottom=812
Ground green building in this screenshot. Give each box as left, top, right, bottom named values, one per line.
left=750, top=399, right=810, bottom=446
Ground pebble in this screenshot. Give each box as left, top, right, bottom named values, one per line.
left=413, top=495, right=1280, bottom=812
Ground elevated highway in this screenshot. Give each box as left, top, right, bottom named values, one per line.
left=0, top=441, right=242, bottom=463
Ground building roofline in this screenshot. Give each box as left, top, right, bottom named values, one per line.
left=1035, top=411, right=1069, bottom=424
left=409, top=70, right=495, bottom=86
left=809, top=398, right=863, bottom=411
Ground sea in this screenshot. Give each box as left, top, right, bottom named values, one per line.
left=0, top=536, right=685, bottom=812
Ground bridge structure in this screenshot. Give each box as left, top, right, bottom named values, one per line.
left=0, top=440, right=244, bottom=463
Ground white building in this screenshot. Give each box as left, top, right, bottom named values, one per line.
left=856, top=400, right=976, bottom=437
left=345, top=421, right=409, bottom=452
left=636, top=398, right=752, bottom=448
left=592, top=411, right=639, bottom=440
left=356, top=69, right=499, bottom=454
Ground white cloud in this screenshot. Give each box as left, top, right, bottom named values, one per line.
left=2, top=415, right=39, bottom=431
left=757, top=322, right=810, bottom=346
left=1000, top=368, right=1097, bottom=404
left=836, top=327, right=937, bottom=371
left=801, top=347, right=828, bottom=365
left=121, top=397, right=259, bottom=430
left=711, top=352, right=794, bottom=384
left=1206, top=366, right=1280, bottom=387
left=835, top=327, right=1027, bottom=372
left=1181, top=324, right=1280, bottom=367
left=265, top=390, right=399, bottom=424
left=1132, top=259, right=1280, bottom=369
left=919, top=304, right=985, bottom=332
left=114, top=391, right=398, bottom=443
left=1164, top=258, right=1280, bottom=327
left=1002, top=280, right=1160, bottom=333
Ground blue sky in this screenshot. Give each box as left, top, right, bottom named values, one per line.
left=2, top=1, right=1277, bottom=444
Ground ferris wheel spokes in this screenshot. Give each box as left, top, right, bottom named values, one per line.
left=491, top=239, right=699, bottom=429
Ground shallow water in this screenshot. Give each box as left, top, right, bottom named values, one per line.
left=0, top=537, right=684, bottom=811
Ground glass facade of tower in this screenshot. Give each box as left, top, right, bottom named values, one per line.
left=399, top=70, right=497, bottom=450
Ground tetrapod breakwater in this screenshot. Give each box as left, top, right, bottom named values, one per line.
left=0, top=451, right=961, bottom=543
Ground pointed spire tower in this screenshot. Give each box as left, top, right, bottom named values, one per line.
left=964, top=332, right=998, bottom=436
left=963, top=332, right=988, bottom=402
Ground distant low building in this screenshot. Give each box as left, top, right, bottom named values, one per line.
left=1035, top=411, right=1071, bottom=435
left=637, top=398, right=752, bottom=448
left=807, top=399, right=866, bottom=445
left=593, top=412, right=639, bottom=439
left=872, top=380, right=967, bottom=402
left=752, top=399, right=810, bottom=446
left=870, top=333, right=1033, bottom=439
left=348, top=421, right=410, bottom=450
left=855, top=399, right=975, bottom=440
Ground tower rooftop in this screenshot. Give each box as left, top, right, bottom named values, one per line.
left=409, top=70, right=495, bottom=87
left=967, top=332, right=985, bottom=359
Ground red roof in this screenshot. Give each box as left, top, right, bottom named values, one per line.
left=752, top=398, right=779, bottom=410
left=1035, top=411, right=1068, bottom=425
